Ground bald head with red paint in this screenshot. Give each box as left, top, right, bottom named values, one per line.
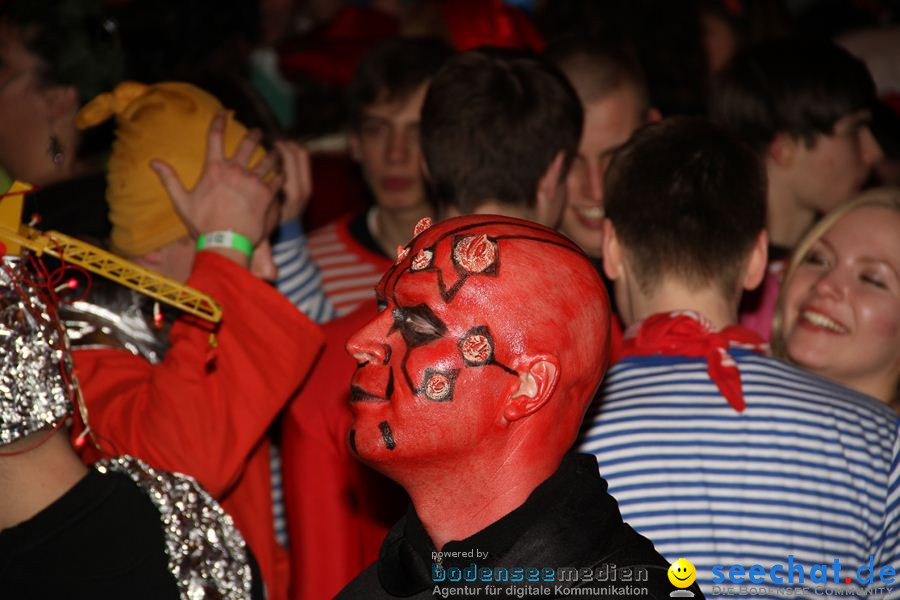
left=346, top=215, right=610, bottom=496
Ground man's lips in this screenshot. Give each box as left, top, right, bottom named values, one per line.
left=571, top=204, right=605, bottom=229
left=380, top=176, right=415, bottom=192
left=350, top=385, right=388, bottom=404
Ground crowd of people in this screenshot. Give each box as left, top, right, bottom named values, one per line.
left=0, top=1, right=898, bottom=599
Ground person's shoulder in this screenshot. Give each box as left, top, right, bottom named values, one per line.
left=335, top=562, right=388, bottom=599
left=736, top=352, right=899, bottom=421
left=3, top=468, right=181, bottom=597
left=594, top=350, right=898, bottom=435
left=579, top=534, right=703, bottom=600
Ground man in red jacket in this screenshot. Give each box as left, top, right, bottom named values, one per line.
left=70, top=83, right=322, bottom=600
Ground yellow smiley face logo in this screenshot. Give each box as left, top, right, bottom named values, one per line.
left=668, top=558, right=697, bottom=588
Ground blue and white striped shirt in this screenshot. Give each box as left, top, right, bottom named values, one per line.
left=273, top=219, right=335, bottom=324
left=579, top=350, right=900, bottom=600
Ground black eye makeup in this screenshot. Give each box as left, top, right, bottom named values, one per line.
left=390, top=303, right=447, bottom=347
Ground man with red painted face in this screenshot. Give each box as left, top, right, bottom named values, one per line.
left=337, top=215, right=691, bottom=599
left=280, top=48, right=593, bottom=600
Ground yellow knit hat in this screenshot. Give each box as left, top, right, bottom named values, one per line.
left=77, top=81, right=265, bottom=257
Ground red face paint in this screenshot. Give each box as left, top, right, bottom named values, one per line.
left=347, top=215, right=611, bottom=475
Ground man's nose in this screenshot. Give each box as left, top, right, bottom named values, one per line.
left=386, top=129, right=411, bottom=164
left=346, top=315, right=391, bottom=365
left=860, top=126, right=884, bottom=167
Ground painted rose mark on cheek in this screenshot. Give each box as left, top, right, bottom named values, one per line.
left=459, top=326, right=494, bottom=366
left=417, top=368, right=458, bottom=401
left=457, top=325, right=517, bottom=375
left=379, top=421, right=396, bottom=450
left=424, top=370, right=453, bottom=401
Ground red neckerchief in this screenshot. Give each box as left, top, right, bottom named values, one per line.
left=621, top=311, right=769, bottom=412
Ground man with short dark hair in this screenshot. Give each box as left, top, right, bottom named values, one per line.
left=578, top=117, right=900, bottom=597
left=711, top=38, right=881, bottom=252
left=281, top=48, right=607, bottom=600
left=546, top=37, right=660, bottom=260
left=304, top=37, right=453, bottom=317
left=422, top=48, right=583, bottom=225
left=710, top=38, right=884, bottom=337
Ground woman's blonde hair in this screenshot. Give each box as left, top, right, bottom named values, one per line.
left=772, top=186, right=900, bottom=409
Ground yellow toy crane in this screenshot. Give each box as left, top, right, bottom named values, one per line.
left=0, top=181, right=222, bottom=323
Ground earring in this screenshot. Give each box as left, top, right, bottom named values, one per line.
left=48, top=134, right=64, bottom=165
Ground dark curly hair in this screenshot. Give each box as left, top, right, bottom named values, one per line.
left=1, top=0, right=124, bottom=104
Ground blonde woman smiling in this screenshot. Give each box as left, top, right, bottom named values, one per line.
left=774, top=187, right=900, bottom=410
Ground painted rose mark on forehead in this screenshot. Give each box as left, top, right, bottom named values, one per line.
left=398, top=233, right=503, bottom=304
left=377, top=234, right=503, bottom=306
left=453, top=234, right=497, bottom=274
left=411, top=249, right=433, bottom=271
left=413, top=217, right=433, bottom=237
left=378, top=219, right=583, bottom=301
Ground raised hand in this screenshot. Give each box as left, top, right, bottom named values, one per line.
left=150, top=112, right=283, bottom=247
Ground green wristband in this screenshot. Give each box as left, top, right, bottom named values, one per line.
left=196, top=231, right=254, bottom=258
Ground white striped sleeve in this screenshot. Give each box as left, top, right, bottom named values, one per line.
left=273, top=220, right=336, bottom=323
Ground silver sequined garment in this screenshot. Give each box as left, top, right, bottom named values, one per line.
left=59, top=277, right=169, bottom=364
left=0, top=257, right=74, bottom=445
left=97, top=456, right=253, bottom=599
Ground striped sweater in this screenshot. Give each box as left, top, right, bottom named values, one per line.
left=306, top=213, right=392, bottom=318
left=579, top=350, right=900, bottom=600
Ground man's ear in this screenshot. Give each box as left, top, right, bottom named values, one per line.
left=767, top=133, right=797, bottom=168
left=602, top=219, right=624, bottom=282
left=535, top=151, right=566, bottom=227
left=646, top=106, right=662, bottom=124
left=503, top=358, right=559, bottom=423
left=742, top=229, right=769, bottom=291
left=42, top=85, right=80, bottom=120
left=348, top=131, right=362, bottom=162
